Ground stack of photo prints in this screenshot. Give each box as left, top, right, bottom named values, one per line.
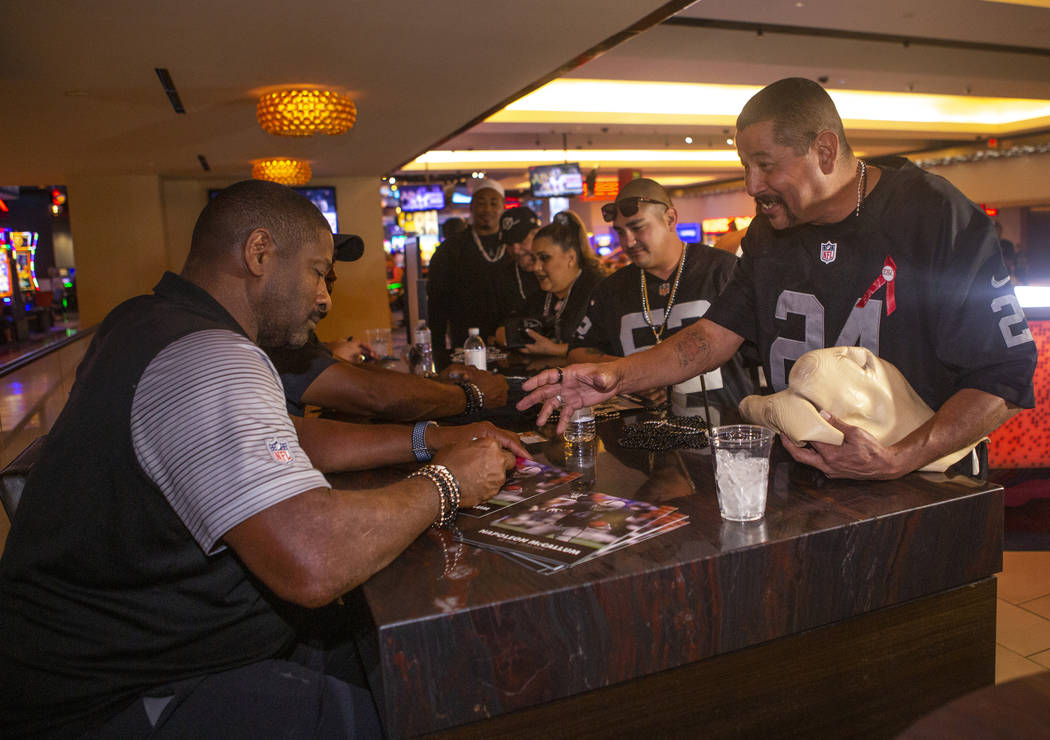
left=457, top=457, right=689, bottom=574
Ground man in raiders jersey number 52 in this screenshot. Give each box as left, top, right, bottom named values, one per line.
left=520, top=77, right=1037, bottom=480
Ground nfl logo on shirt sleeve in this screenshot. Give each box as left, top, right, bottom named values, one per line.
left=819, top=241, right=837, bottom=264
left=268, top=438, right=294, bottom=464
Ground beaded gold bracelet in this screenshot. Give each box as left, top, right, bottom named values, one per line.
left=428, top=463, right=461, bottom=513
left=409, top=463, right=461, bottom=527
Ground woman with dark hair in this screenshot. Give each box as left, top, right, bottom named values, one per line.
left=506, top=211, right=605, bottom=356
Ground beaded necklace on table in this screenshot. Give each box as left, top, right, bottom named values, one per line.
left=640, top=243, right=688, bottom=343
left=471, top=228, right=505, bottom=263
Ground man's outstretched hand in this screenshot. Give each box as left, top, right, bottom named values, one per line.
left=517, top=363, right=623, bottom=433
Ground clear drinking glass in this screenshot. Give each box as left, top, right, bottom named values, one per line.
left=366, top=327, right=392, bottom=359
left=709, top=424, right=774, bottom=522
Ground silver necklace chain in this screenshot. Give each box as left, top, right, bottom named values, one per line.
left=641, top=244, right=687, bottom=342
left=515, top=264, right=526, bottom=299
left=855, top=159, right=867, bottom=217
left=472, top=228, right=505, bottom=263
left=543, top=272, right=580, bottom=340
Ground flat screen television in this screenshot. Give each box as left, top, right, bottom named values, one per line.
left=399, top=184, right=445, bottom=212
left=297, top=187, right=338, bottom=232
left=208, top=186, right=338, bottom=231
left=529, top=163, right=584, bottom=198
left=676, top=223, right=701, bottom=243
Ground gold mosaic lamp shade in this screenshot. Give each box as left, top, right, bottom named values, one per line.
left=256, top=89, right=357, bottom=137
left=251, top=158, right=312, bottom=186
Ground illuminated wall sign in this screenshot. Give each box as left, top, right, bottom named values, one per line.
left=701, top=216, right=753, bottom=235
left=580, top=178, right=620, bottom=202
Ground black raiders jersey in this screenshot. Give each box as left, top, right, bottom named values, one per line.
left=705, top=156, right=1037, bottom=411
left=569, top=242, right=756, bottom=413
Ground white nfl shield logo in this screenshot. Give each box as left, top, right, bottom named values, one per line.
left=819, top=241, right=837, bottom=264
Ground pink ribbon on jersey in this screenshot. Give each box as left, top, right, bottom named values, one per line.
left=855, top=255, right=897, bottom=316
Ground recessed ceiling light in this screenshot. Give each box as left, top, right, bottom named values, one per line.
left=404, top=148, right=741, bottom=172
left=489, top=79, right=1050, bottom=134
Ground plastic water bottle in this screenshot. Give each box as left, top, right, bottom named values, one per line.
left=410, top=322, right=436, bottom=377
left=565, top=436, right=596, bottom=493
left=463, top=327, right=487, bottom=371
left=564, top=406, right=596, bottom=443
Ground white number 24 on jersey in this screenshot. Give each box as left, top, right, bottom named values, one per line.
left=768, top=289, right=1033, bottom=391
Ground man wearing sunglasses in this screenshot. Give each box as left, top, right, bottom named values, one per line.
left=566, top=177, right=755, bottom=423
left=521, top=78, right=1035, bottom=481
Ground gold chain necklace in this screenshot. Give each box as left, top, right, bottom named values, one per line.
left=855, top=159, right=867, bottom=217
left=640, top=244, right=687, bottom=342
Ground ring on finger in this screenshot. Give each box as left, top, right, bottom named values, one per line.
left=554, top=367, right=564, bottom=384
left=555, top=393, right=564, bottom=405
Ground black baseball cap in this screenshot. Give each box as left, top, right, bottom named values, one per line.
left=499, top=206, right=541, bottom=246
left=334, top=233, right=364, bottom=262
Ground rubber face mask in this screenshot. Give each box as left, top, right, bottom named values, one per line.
left=739, top=346, right=979, bottom=473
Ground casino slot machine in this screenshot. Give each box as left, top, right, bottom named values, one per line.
left=9, top=230, right=40, bottom=293
left=0, top=230, right=14, bottom=304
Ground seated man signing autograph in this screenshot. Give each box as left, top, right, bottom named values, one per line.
left=0, top=181, right=524, bottom=738
left=520, top=77, right=1037, bottom=480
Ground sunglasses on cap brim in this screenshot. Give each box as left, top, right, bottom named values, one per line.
left=601, top=196, right=670, bottom=222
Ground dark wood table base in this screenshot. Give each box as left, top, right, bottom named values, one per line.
left=433, top=579, right=996, bottom=739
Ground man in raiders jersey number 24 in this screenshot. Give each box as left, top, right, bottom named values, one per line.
left=520, top=77, right=1036, bottom=481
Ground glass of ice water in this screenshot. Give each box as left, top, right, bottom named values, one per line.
left=709, top=425, right=774, bottom=522
left=366, top=327, right=392, bottom=359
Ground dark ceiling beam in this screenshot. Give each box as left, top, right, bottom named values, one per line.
left=663, top=17, right=1050, bottom=58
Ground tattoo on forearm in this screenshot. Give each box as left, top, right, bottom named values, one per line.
left=580, top=347, right=604, bottom=357
left=673, top=330, right=710, bottom=369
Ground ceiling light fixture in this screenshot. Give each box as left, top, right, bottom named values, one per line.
left=405, top=148, right=741, bottom=172
left=251, top=158, right=312, bottom=185
left=256, top=89, right=357, bottom=137
left=489, top=79, right=1050, bottom=135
